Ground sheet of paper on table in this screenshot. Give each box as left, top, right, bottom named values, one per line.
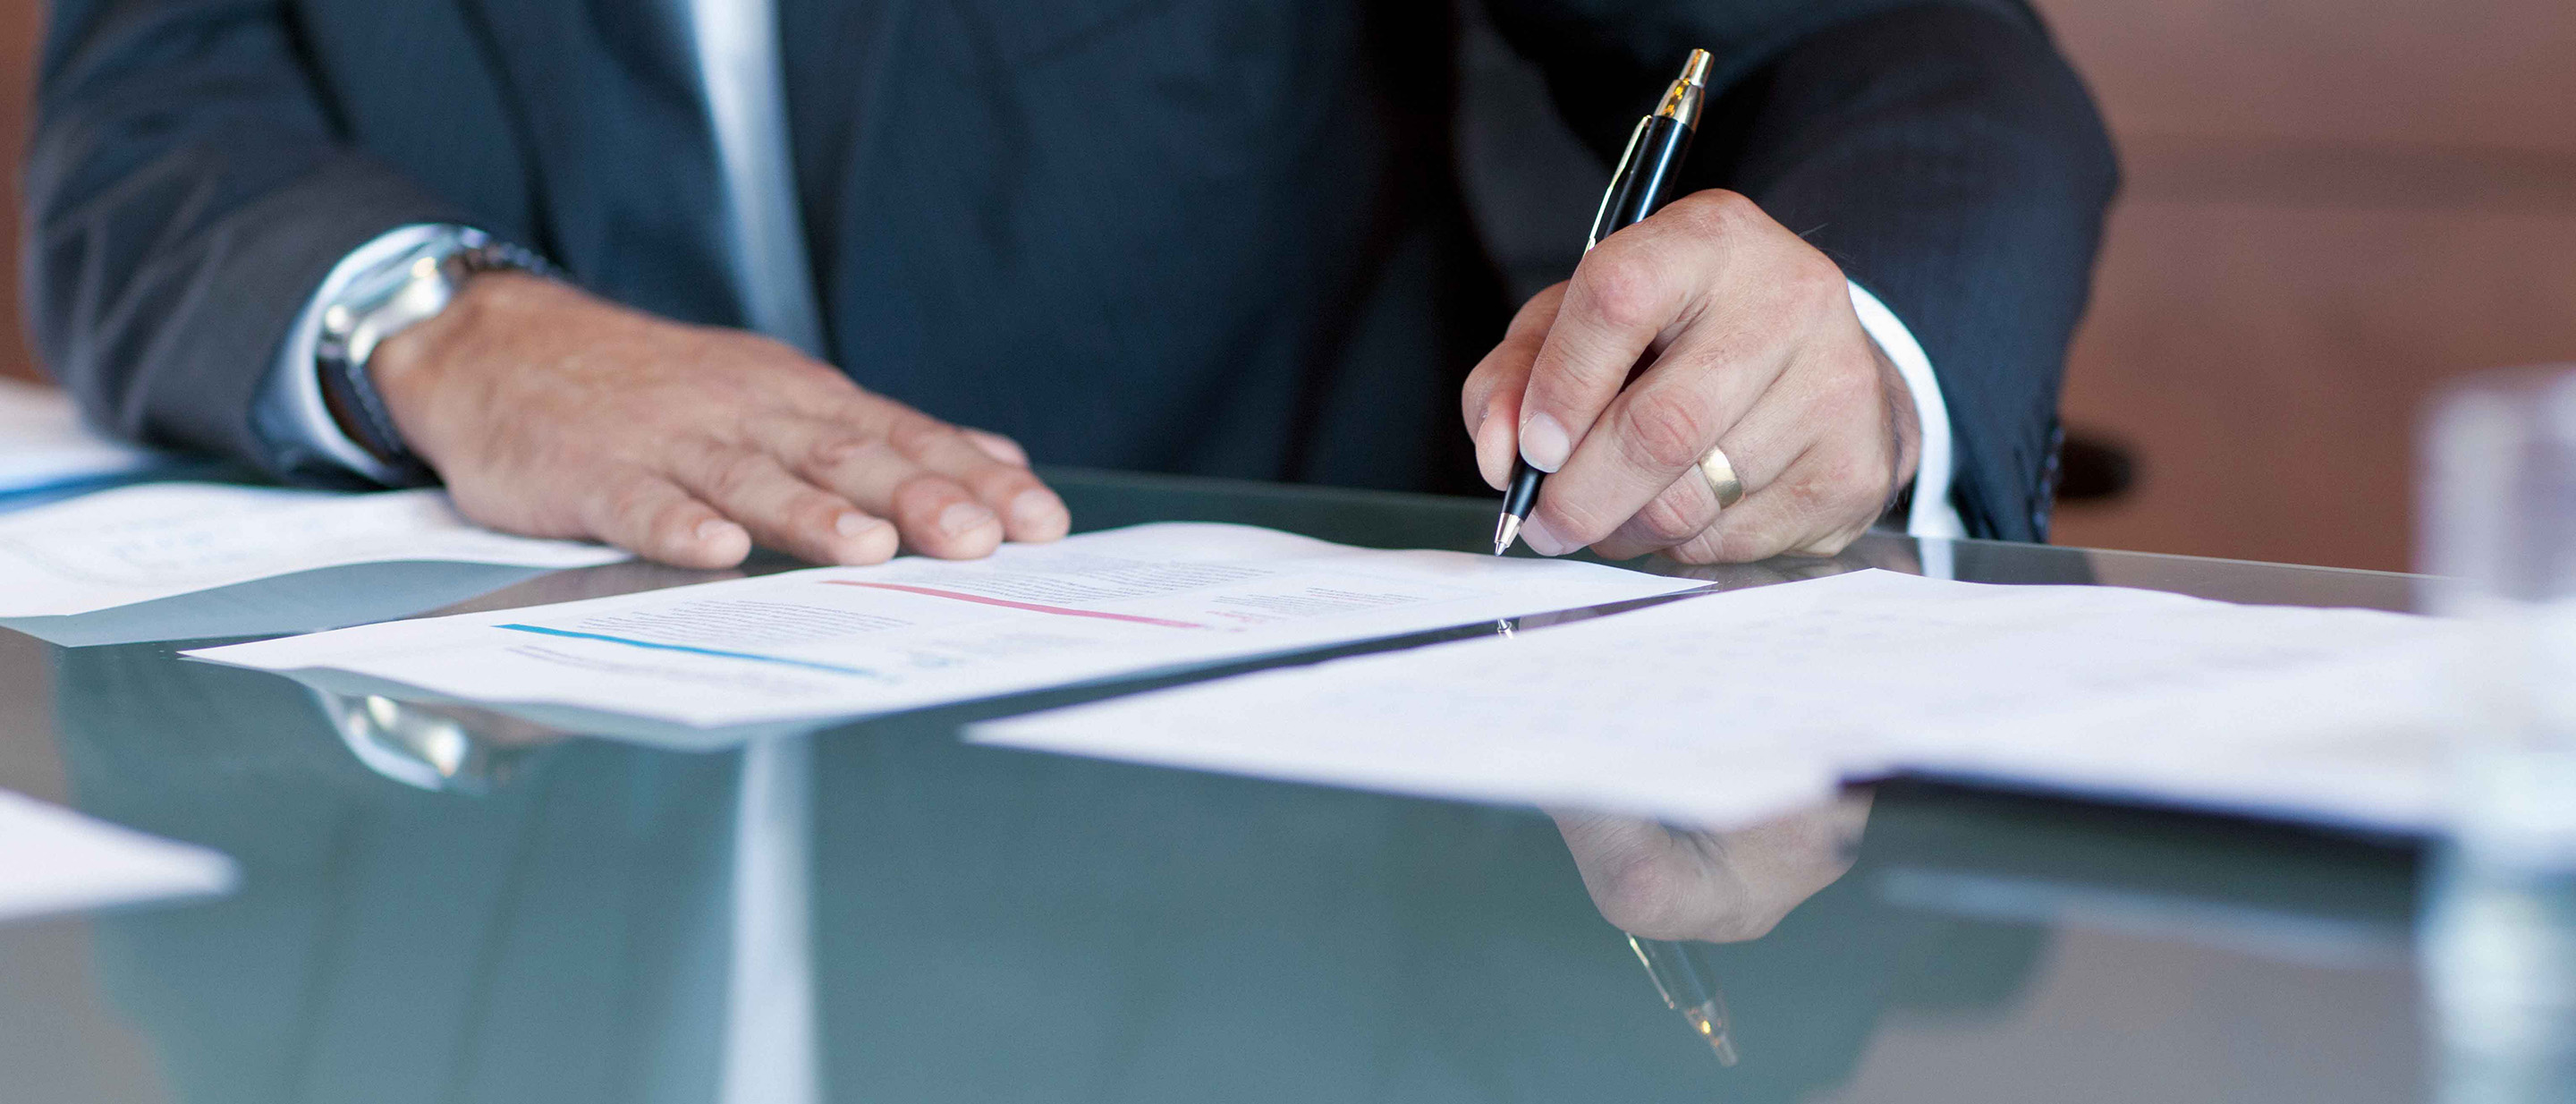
left=188, top=522, right=1705, bottom=727
left=0, top=378, right=161, bottom=495
left=0, top=789, right=236, bottom=924
left=973, top=569, right=2460, bottom=835
left=0, top=483, right=631, bottom=617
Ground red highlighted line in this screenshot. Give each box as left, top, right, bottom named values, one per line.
left=822, top=581, right=1206, bottom=628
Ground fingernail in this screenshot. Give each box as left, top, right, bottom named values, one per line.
left=1521, top=514, right=1572, bottom=556
left=967, top=430, right=1027, bottom=467
left=1520, top=412, right=1572, bottom=472
left=694, top=519, right=733, bottom=543
left=1008, top=489, right=1060, bottom=532
left=938, top=501, right=997, bottom=539
left=835, top=512, right=885, bottom=538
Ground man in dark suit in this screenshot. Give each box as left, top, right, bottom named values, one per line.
left=25, top=0, right=2113, bottom=568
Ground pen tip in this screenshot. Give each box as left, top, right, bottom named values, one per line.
left=1681, top=48, right=1712, bottom=87
left=1493, top=514, right=1521, bottom=556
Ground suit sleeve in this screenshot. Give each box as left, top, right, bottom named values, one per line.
left=23, top=0, right=473, bottom=479
left=1484, top=1, right=2118, bottom=542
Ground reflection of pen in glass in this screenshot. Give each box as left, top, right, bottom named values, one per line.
left=1630, top=933, right=1738, bottom=1066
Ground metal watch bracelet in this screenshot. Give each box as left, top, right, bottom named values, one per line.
left=314, top=231, right=553, bottom=482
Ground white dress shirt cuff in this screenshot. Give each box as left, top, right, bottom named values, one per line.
left=1847, top=280, right=1964, bottom=541
left=259, top=223, right=458, bottom=485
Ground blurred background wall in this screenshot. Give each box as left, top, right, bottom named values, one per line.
left=2037, top=0, right=2576, bottom=572
left=4, top=0, right=2572, bottom=572
left=2, top=0, right=37, bottom=390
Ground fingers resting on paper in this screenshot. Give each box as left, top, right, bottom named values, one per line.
left=369, top=272, right=1069, bottom=569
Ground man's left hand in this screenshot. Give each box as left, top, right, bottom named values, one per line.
left=1462, top=190, right=1920, bottom=563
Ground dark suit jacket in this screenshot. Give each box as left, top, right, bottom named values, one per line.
left=25, top=0, right=2114, bottom=541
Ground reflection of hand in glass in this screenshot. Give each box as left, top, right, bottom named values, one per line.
left=1649, top=531, right=1922, bottom=589
left=1552, top=794, right=1870, bottom=943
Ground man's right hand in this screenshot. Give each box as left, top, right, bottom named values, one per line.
left=1551, top=794, right=1869, bottom=944
left=369, top=273, right=1070, bottom=568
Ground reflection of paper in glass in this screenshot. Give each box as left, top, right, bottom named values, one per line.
left=189, top=523, right=1703, bottom=727
left=0, top=378, right=159, bottom=495
left=0, top=560, right=581, bottom=649
left=0, top=483, right=630, bottom=616
left=0, top=789, right=236, bottom=923
left=974, top=569, right=2457, bottom=834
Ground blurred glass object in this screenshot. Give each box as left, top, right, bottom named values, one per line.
left=2419, top=365, right=2576, bottom=1104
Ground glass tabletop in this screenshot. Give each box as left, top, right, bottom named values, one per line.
left=0, top=469, right=2425, bottom=1103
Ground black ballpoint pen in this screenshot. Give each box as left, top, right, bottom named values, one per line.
left=1480, top=45, right=1742, bottom=1068
left=1494, top=47, right=1713, bottom=555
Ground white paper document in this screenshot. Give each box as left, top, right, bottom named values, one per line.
left=0, top=378, right=160, bottom=494
left=0, top=789, right=236, bottom=923
left=0, top=483, right=631, bottom=616
left=974, top=569, right=2459, bottom=834
left=187, top=523, right=1703, bottom=727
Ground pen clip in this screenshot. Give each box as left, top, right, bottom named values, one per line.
left=1587, top=118, right=1650, bottom=253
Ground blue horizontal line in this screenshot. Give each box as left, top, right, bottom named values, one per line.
left=494, top=624, right=890, bottom=681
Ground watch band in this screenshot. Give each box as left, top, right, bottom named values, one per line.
left=314, top=228, right=552, bottom=482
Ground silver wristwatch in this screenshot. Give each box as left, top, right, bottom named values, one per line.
left=314, top=227, right=550, bottom=480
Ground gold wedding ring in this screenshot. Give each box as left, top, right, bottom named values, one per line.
left=1698, top=446, right=1747, bottom=509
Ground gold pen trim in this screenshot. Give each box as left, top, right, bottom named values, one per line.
left=1653, top=47, right=1714, bottom=130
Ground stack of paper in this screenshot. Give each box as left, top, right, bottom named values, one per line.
left=185, top=524, right=2463, bottom=835
left=0, top=790, right=235, bottom=923
left=0, top=378, right=159, bottom=494
left=188, top=523, right=1704, bottom=726
left=974, top=570, right=2457, bottom=834
left=0, top=482, right=631, bottom=620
